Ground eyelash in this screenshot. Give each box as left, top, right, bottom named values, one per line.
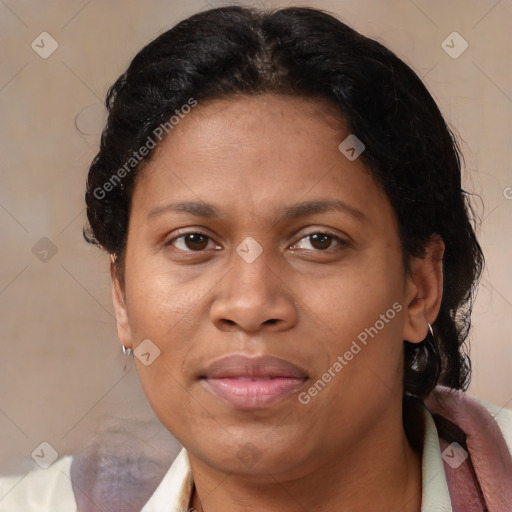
left=165, top=229, right=349, bottom=253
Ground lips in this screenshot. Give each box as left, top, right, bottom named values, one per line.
left=200, top=354, right=309, bottom=379
left=199, top=354, right=309, bottom=409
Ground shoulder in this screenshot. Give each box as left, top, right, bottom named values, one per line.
left=0, top=455, right=76, bottom=511
left=424, top=388, right=512, bottom=509
left=474, top=397, right=512, bottom=454
left=69, top=429, right=181, bottom=511
left=425, top=386, right=512, bottom=449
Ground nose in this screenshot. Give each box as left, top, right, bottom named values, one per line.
left=209, top=250, right=298, bottom=333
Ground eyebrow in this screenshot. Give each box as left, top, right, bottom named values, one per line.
left=147, top=199, right=365, bottom=222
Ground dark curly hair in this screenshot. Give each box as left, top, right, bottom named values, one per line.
left=83, top=5, right=484, bottom=399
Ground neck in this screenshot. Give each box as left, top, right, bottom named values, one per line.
left=188, top=407, right=422, bottom=512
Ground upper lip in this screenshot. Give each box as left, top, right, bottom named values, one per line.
left=200, top=354, right=309, bottom=379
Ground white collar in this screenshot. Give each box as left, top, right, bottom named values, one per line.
left=420, top=405, right=452, bottom=511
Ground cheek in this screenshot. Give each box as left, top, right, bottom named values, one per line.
left=135, top=361, right=202, bottom=444
left=299, top=249, right=406, bottom=398
left=124, top=254, right=212, bottom=340
left=306, top=250, right=404, bottom=344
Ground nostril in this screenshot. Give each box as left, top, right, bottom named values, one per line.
left=264, top=319, right=278, bottom=325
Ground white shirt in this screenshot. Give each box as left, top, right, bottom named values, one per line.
left=1, top=403, right=510, bottom=511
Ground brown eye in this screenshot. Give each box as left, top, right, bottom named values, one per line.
left=183, top=233, right=209, bottom=250
left=168, top=232, right=218, bottom=252
left=290, top=231, right=348, bottom=252
left=309, top=233, right=333, bottom=250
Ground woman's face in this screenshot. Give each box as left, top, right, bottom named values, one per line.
left=112, top=93, right=439, bottom=479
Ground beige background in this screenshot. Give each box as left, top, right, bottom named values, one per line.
left=0, top=0, right=511, bottom=478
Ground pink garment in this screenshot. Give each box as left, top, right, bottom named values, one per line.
left=425, top=386, right=512, bottom=511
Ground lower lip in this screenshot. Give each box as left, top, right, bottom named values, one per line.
left=202, top=377, right=307, bottom=409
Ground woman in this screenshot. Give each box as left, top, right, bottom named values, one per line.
left=1, top=5, right=510, bottom=511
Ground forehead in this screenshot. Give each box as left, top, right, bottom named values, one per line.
left=144, top=93, right=345, bottom=169
left=131, top=93, right=389, bottom=223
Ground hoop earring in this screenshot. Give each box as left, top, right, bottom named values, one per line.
left=122, top=345, right=133, bottom=356
left=426, top=323, right=439, bottom=356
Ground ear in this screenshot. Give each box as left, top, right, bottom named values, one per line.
left=110, top=254, right=132, bottom=349
left=402, top=235, right=445, bottom=343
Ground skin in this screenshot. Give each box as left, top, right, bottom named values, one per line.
left=111, top=93, right=445, bottom=512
